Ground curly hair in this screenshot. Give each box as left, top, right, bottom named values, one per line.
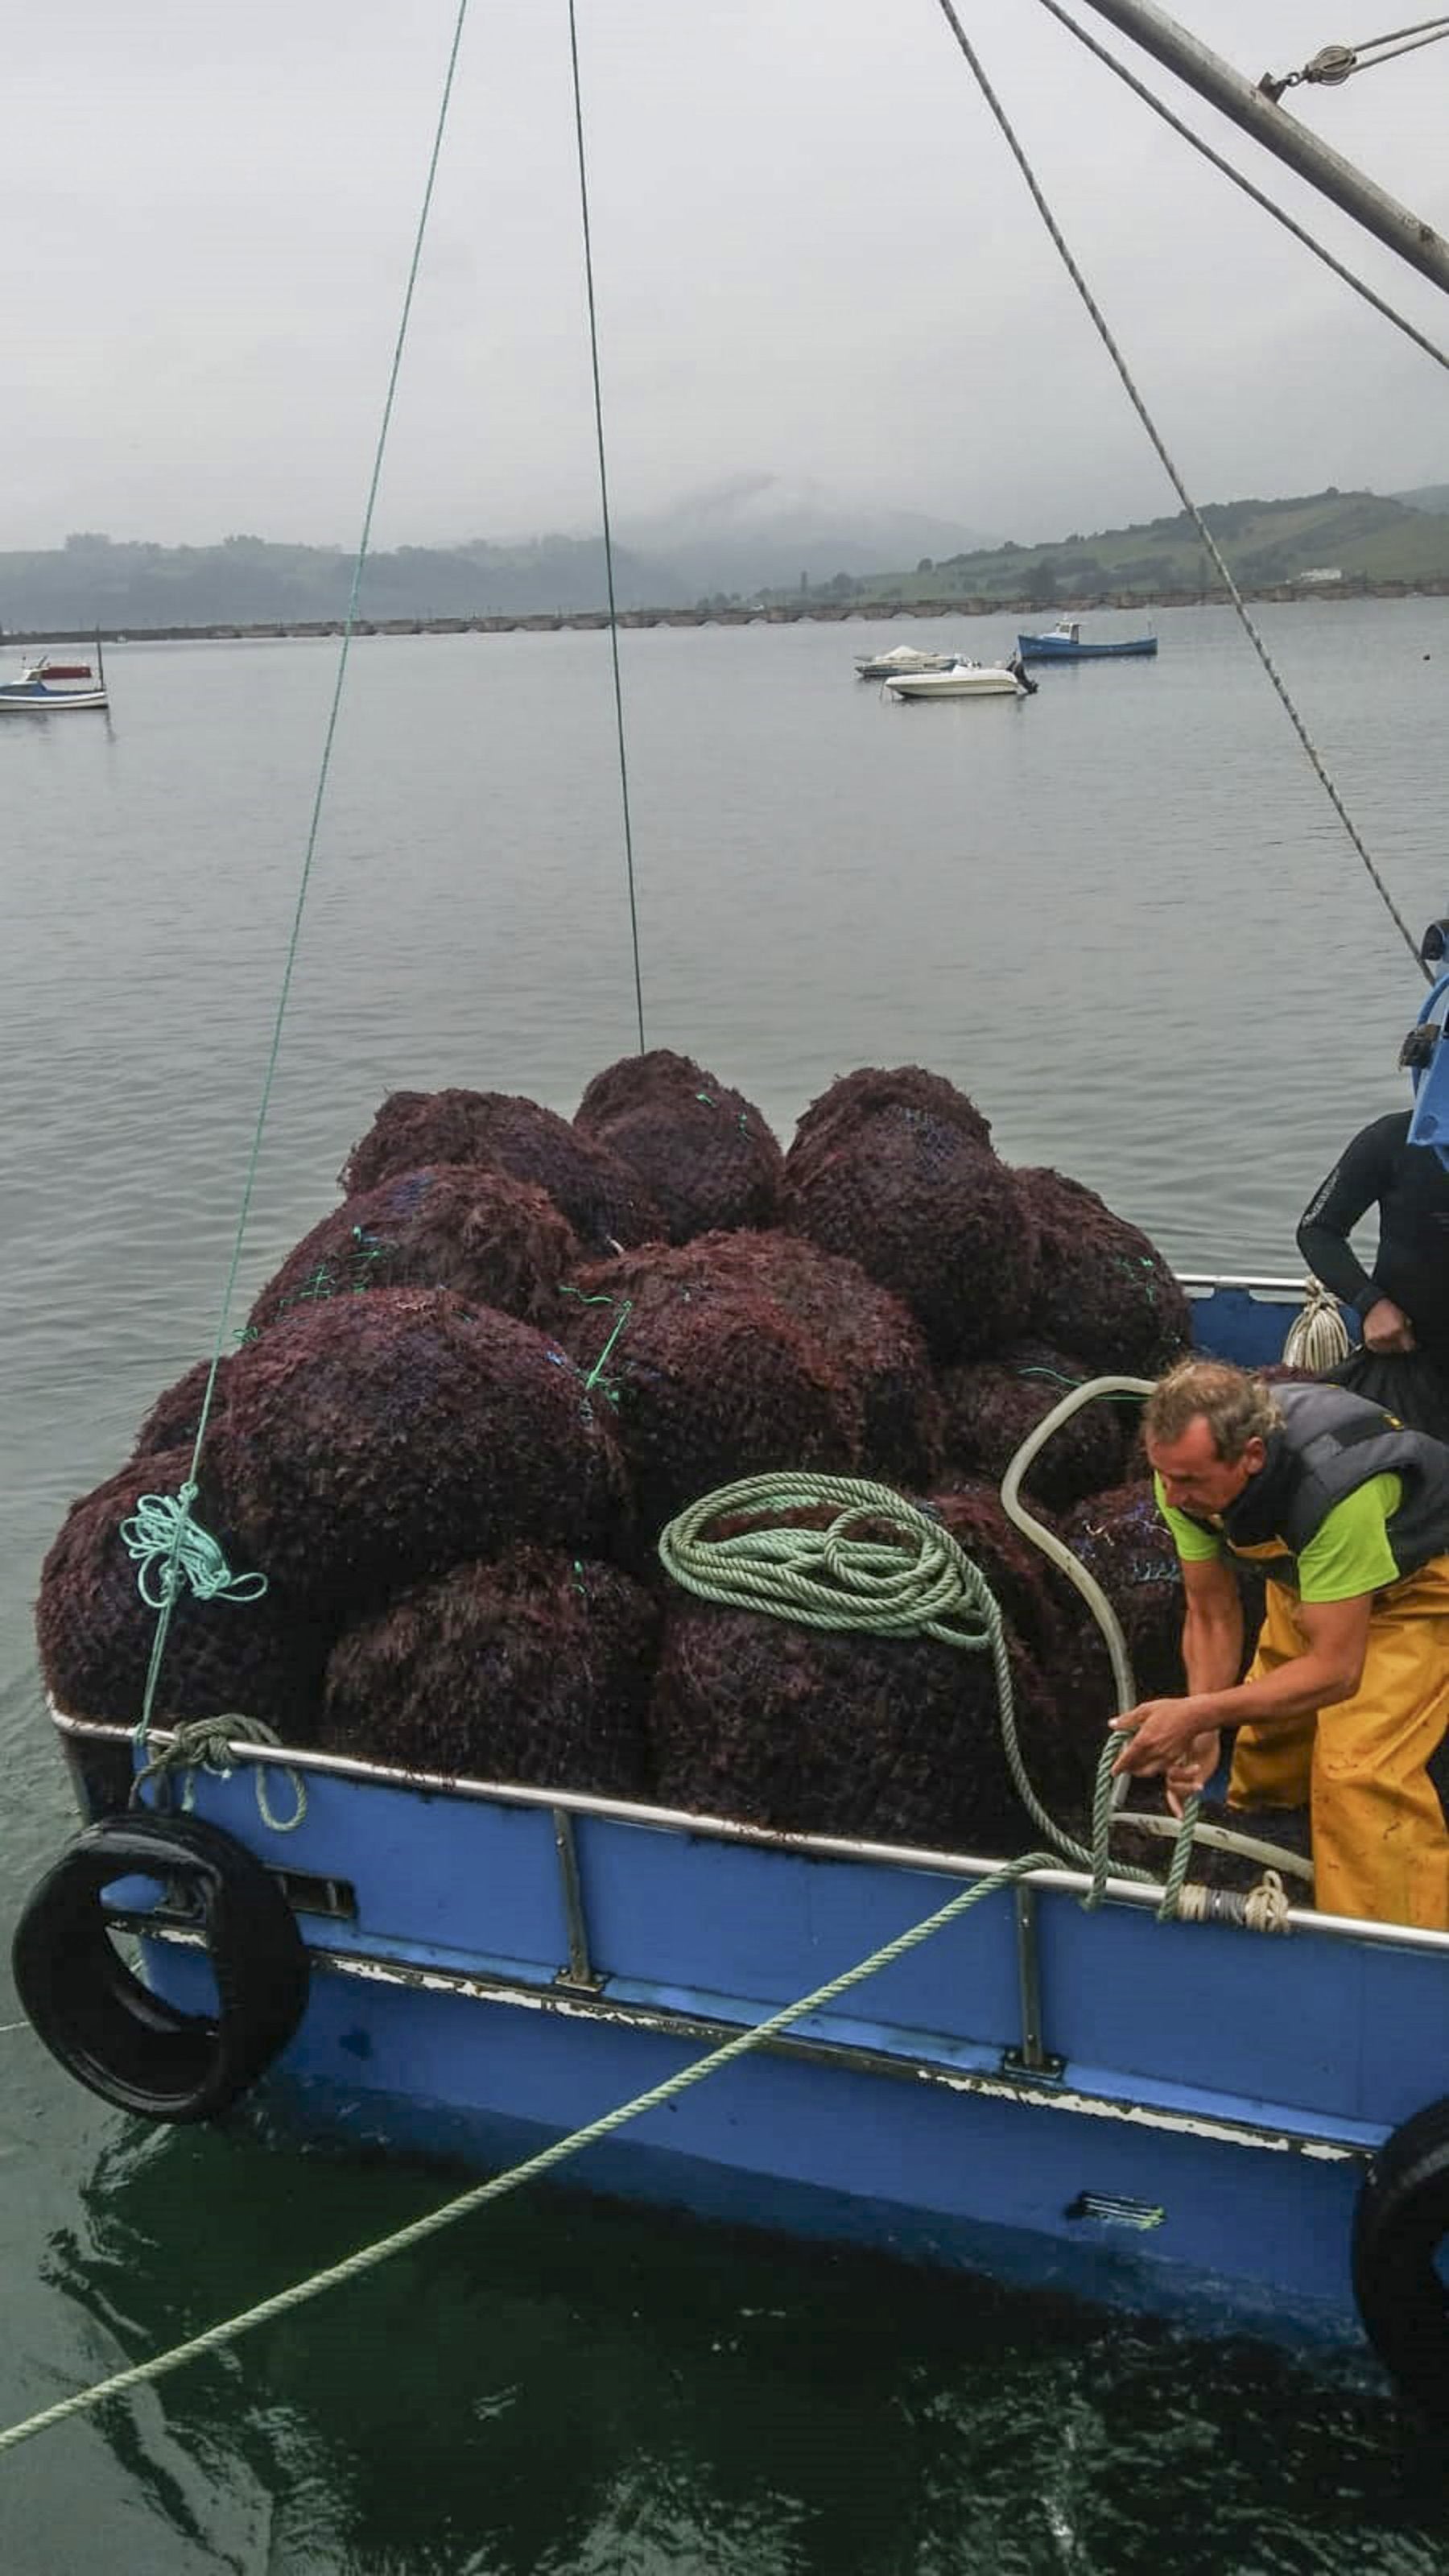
left=1142, top=1358, right=1282, bottom=1461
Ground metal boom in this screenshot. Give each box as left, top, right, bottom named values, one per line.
left=1063, top=0, right=1449, bottom=295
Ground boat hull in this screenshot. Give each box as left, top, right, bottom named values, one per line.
left=45, top=1274, right=1428, bottom=2363
left=0, top=683, right=109, bottom=710
left=1016, top=634, right=1158, bottom=663
left=886, top=667, right=1022, bottom=699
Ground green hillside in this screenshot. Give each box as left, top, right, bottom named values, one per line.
left=817, top=489, right=1449, bottom=607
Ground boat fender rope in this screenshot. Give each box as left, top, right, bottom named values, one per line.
left=1282, top=1279, right=1352, bottom=1372
left=130, top=1715, right=308, bottom=1835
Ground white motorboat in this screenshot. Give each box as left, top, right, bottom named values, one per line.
left=853, top=643, right=960, bottom=680
left=0, top=649, right=109, bottom=712
left=884, top=655, right=1030, bottom=700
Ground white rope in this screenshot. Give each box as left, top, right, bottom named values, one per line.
left=1032, top=0, right=1449, bottom=377
left=1282, top=1278, right=1353, bottom=1370
left=932, top=0, right=1431, bottom=983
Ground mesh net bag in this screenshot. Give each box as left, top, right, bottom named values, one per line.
left=574, top=1050, right=783, bottom=1242
left=786, top=1065, right=993, bottom=1188
left=563, top=1231, right=943, bottom=1487
left=782, top=1111, right=1036, bottom=1363
left=1017, top=1167, right=1190, bottom=1375
left=318, top=1546, right=659, bottom=1795
left=340, top=1089, right=663, bottom=1253
left=558, top=1281, right=859, bottom=1551
left=938, top=1340, right=1133, bottom=1513
left=222, top=1286, right=630, bottom=1620
left=36, top=1448, right=329, bottom=1735
left=247, top=1164, right=578, bottom=1338
left=650, top=1598, right=1080, bottom=1856
left=924, top=1482, right=1071, bottom=1666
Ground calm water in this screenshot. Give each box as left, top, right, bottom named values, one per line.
left=3, top=601, right=1449, bottom=2570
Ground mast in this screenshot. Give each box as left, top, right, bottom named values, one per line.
left=1065, top=0, right=1449, bottom=296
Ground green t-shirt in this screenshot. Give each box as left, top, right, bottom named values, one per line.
left=1154, top=1470, right=1402, bottom=1604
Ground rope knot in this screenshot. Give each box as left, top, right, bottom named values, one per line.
left=130, top=1713, right=308, bottom=1835
left=119, top=1490, right=268, bottom=1611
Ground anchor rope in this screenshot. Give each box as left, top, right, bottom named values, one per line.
left=567, top=0, right=648, bottom=1056
left=1032, top=0, right=1449, bottom=377
left=130, top=0, right=474, bottom=1743
left=933, top=0, right=1430, bottom=983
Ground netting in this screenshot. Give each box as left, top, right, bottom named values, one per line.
left=317, top=1546, right=658, bottom=1795
left=1018, top=1166, right=1191, bottom=1373
left=782, top=1111, right=1036, bottom=1361
left=939, top=1340, right=1131, bottom=1510
left=574, top=1050, right=783, bottom=1241
left=786, top=1065, right=993, bottom=1187
left=222, top=1287, right=630, bottom=1621
left=340, top=1088, right=663, bottom=1253
left=36, top=1449, right=329, bottom=1734
left=247, top=1163, right=578, bottom=1337
left=650, top=1597, right=1084, bottom=1852
left=562, top=1230, right=943, bottom=1485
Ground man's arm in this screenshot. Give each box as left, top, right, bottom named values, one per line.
left=1111, top=1591, right=1373, bottom=1781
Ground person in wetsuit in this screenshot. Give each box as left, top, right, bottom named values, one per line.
left=1109, top=1357, right=1449, bottom=1928
left=1297, top=1108, right=1449, bottom=1439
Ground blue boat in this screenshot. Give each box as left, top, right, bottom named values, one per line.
left=1017, top=621, right=1158, bottom=663
left=22, top=1264, right=1449, bottom=2417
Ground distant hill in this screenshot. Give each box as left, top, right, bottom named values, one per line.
left=828, top=488, right=1449, bottom=608
left=0, top=530, right=687, bottom=630
left=616, top=474, right=992, bottom=597
left=1397, top=484, right=1449, bottom=517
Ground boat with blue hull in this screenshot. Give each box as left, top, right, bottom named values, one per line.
left=1017, top=621, right=1158, bottom=663
left=35, top=1270, right=1449, bottom=2407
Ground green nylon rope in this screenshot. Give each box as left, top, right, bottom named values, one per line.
left=131, top=1716, right=307, bottom=1836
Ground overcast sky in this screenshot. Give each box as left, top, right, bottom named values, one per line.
left=5, top=0, right=1446, bottom=552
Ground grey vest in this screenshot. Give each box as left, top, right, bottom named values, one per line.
left=1183, top=1381, right=1449, bottom=1591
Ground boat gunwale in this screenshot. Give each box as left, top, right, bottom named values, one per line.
left=49, top=1700, right=1449, bottom=1959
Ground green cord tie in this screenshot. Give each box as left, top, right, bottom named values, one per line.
left=131, top=1714, right=308, bottom=1835
left=119, top=1488, right=268, bottom=1611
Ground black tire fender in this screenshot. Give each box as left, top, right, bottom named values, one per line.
left=11, top=1810, right=310, bottom=2123
left=1352, top=2095, right=1449, bottom=2418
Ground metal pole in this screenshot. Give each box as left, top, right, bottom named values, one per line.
left=1061, top=0, right=1449, bottom=295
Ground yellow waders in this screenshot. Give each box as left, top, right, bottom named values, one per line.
left=1228, top=1557, right=1449, bottom=1930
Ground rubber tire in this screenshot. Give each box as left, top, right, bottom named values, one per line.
left=1352, top=2095, right=1449, bottom=2420
left=11, top=1810, right=310, bottom=2123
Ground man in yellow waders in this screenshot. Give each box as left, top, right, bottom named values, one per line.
left=1109, top=1357, right=1449, bottom=1930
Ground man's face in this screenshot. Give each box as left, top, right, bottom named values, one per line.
left=1147, top=1414, right=1265, bottom=1515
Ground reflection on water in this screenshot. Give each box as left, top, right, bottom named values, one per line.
left=3, top=605, right=1448, bottom=2566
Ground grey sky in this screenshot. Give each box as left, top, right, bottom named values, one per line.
left=6, top=0, right=1446, bottom=553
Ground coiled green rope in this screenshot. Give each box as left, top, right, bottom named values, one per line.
left=659, top=1471, right=1200, bottom=1919
left=119, top=1489, right=266, bottom=1612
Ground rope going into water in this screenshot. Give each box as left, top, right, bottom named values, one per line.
left=1032, top=0, right=1449, bottom=377
left=130, top=0, right=474, bottom=1750
left=932, top=0, right=1431, bottom=984
left=567, top=0, right=647, bottom=1056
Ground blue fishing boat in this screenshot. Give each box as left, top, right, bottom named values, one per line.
left=1017, top=621, right=1158, bottom=663
left=0, top=646, right=109, bottom=711
left=14, top=1257, right=1449, bottom=2423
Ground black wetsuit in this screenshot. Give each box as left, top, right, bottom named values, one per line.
left=1298, top=1110, right=1449, bottom=1370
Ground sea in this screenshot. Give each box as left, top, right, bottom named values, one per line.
left=2, top=599, right=1448, bottom=2572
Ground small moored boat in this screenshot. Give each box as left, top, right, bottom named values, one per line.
left=886, top=655, right=1033, bottom=700
left=0, top=648, right=109, bottom=712
left=854, top=644, right=961, bottom=680
left=1016, top=620, right=1158, bottom=663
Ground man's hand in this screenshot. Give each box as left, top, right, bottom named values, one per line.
left=1166, top=1728, right=1221, bottom=1817
left=1109, top=1696, right=1221, bottom=1781
left=1363, top=1296, right=1415, bottom=1353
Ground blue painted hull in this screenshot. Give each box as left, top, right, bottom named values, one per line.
left=1016, top=634, right=1158, bottom=662
left=58, top=1274, right=1435, bottom=2359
